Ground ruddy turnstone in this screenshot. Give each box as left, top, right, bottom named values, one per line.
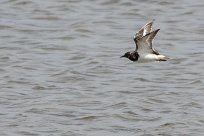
left=121, top=20, right=168, bottom=62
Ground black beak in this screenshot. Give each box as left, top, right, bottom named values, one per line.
left=120, top=55, right=125, bottom=58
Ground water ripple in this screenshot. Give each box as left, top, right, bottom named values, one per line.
left=0, top=0, right=204, bottom=136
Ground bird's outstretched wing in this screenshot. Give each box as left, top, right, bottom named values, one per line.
left=136, top=29, right=160, bottom=54
left=134, top=19, right=155, bottom=40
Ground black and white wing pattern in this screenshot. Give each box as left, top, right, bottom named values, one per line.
left=136, top=29, right=160, bottom=54
left=134, top=19, right=154, bottom=40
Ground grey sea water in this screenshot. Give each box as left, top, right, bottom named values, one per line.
left=0, top=0, right=204, bottom=136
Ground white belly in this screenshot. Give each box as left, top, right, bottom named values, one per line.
left=138, top=54, right=166, bottom=62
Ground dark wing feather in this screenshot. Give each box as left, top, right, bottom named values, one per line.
left=134, top=20, right=155, bottom=51
left=134, top=19, right=155, bottom=40
left=146, top=29, right=160, bottom=49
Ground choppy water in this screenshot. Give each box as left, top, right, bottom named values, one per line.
left=0, top=0, right=204, bottom=136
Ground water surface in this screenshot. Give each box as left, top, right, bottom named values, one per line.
left=0, top=0, right=204, bottom=136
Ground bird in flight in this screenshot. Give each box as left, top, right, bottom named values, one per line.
left=121, top=20, right=168, bottom=62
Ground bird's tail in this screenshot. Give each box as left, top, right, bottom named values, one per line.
left=157, top=55, right=170, bottom=61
